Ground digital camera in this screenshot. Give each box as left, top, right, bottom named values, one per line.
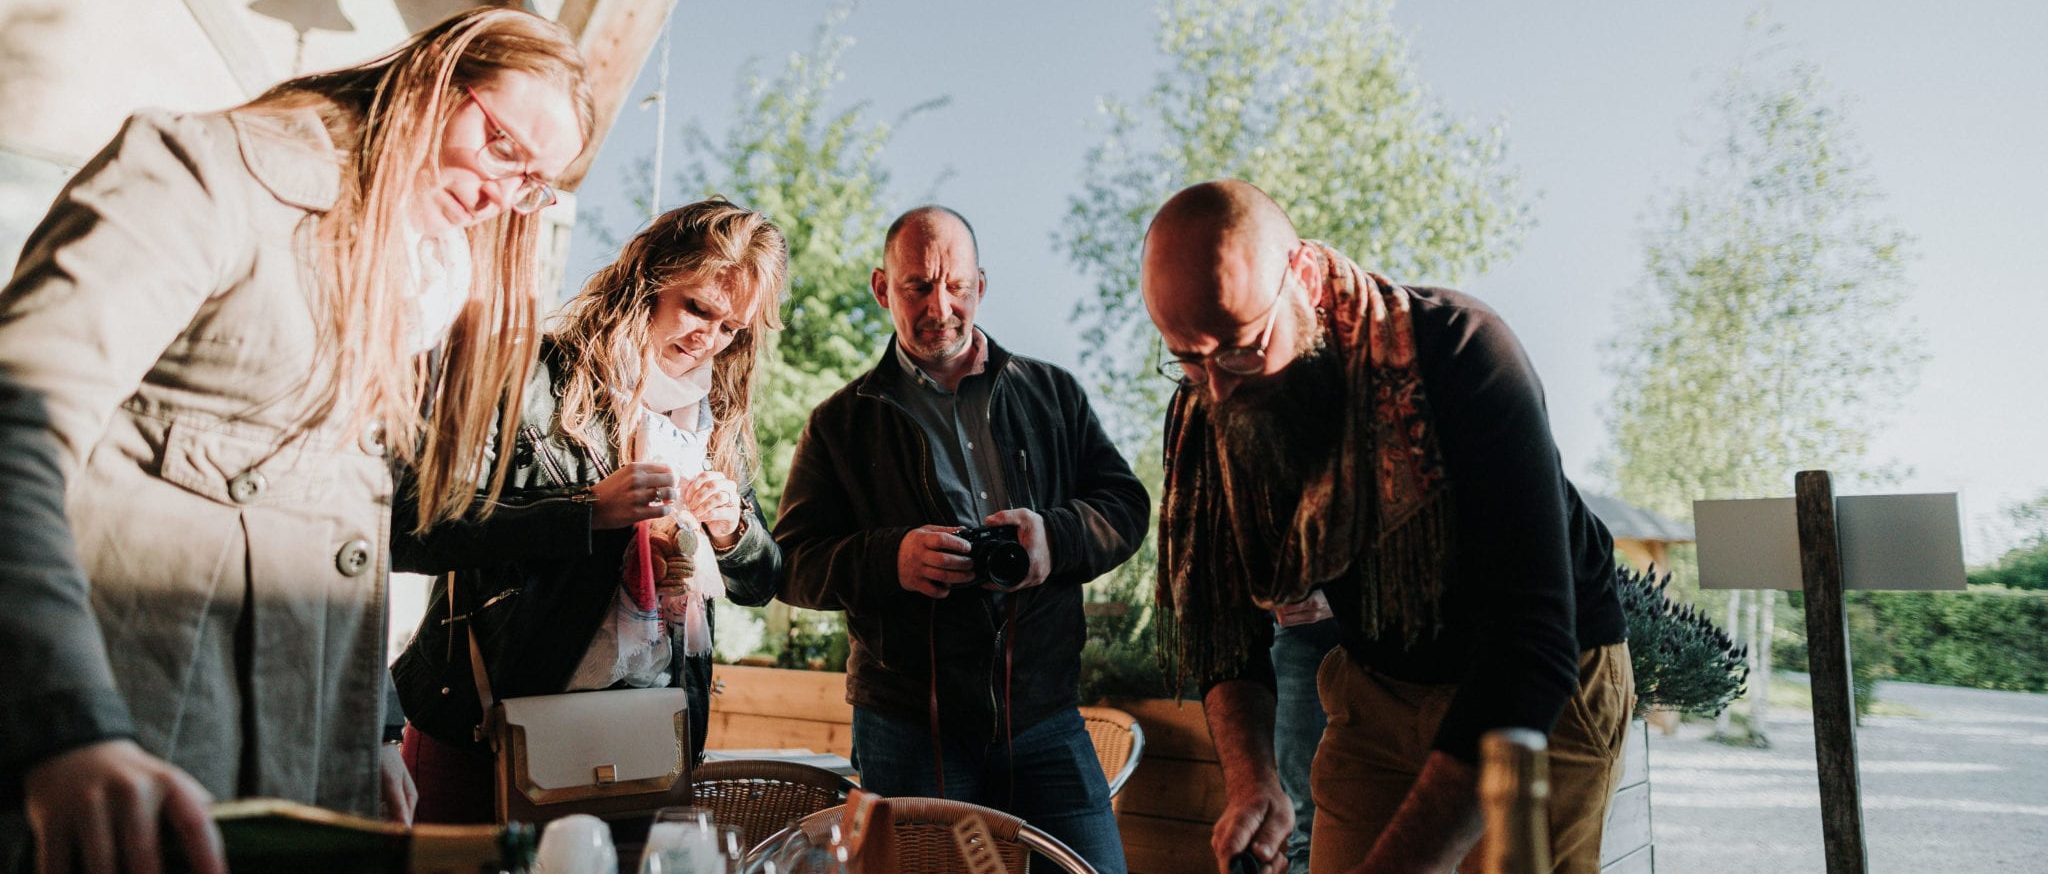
left=957, top=524, right=1029, bottom=587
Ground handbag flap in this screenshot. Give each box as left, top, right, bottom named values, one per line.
left=498, top=687, right=688, bottom=790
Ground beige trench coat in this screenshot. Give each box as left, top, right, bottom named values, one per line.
left=0, top=107, right=394, bottom=814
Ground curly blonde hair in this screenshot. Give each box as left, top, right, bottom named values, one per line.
left=550, top=198, right=788, bottom=480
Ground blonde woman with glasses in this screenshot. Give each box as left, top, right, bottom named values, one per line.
left=0, top=8, right=591, bottom=872
left=390, top=198, right=787, bottom=823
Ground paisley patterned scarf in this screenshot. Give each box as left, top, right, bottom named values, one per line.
left=1155, top=241, right=1452, bottom=689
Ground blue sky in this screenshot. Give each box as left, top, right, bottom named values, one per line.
left=564, top=0, right=2048, bottom=561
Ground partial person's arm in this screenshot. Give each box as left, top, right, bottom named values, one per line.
left=773, top=412, right=914, bottom=612
left=1204, top=678, right=1295, bottom=874
left=1038, top=371, right=1150, bottom=582
left=1358, top=302, right=1585, bottom=870
left=0, top=383, right=135, bottom=796
left=0, top=112, right=239, bottom=874
left=1348, top=754, right=1481, bottom=873
left=716, top=477, right=782, bottom=607
left=389, top=472, right=605, bottom=575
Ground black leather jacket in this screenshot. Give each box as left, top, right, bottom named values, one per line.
left=773, top=334, right=1147, bottom=742
left=390, top=341, right=780, bottom=758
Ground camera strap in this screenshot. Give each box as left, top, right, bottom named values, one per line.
left=929, top=601, right=946, bottom=798
left=1002, top=594, right=1018, bottom=808
left=924, top=592, right=1025, bottom=802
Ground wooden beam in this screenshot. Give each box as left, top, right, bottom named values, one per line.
left=552, top=0, right=598, bottom=37
left=1796, top=470, right=1869, bottom=874
left=180, top=0, right=281, bottom=97
left=556, top=0, right=676, bottom=192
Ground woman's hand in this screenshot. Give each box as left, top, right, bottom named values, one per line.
left=23, top=739, right=224, bottom=874
left=589, top=461, right=676, bottom=530
left=681, top=471, right=743, bottom=548
left=378, top=743, right=417, bottom=825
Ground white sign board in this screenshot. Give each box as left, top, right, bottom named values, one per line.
left=1694, top=493, right=1966, bottom=591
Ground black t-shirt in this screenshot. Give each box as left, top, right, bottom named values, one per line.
left=1225, top=285, right=1627, bottom=764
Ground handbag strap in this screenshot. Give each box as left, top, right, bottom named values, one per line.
left=450, top=570, right=501, bottom=743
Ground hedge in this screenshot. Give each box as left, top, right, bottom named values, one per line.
left=1870, top=586, right=2048, bottom=692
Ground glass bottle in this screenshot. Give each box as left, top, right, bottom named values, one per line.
left=167, top=798, right=536, bottom=873
left=1475, top=728, right=1553, bottom=874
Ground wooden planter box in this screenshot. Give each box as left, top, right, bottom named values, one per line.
left=704, top=667, right=1653, bottom=873
left=1605, top=719, right=1655, bottom=872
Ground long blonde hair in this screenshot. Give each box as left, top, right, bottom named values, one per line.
left=239, top=8, right=593, bottom=533
left=551, top=198, right=788, bottom=480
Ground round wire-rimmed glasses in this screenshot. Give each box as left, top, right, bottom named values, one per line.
left=1155, top=245, right=1306, bottom=386
left=462, top=85, right=559, bottom=215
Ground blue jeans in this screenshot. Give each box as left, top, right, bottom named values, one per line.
left=1274, top=618, right=1341, bottom=872
left=852, top=706, right=1127, bottom=874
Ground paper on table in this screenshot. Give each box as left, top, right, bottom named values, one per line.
left=701, top=749, right=857, bottom=776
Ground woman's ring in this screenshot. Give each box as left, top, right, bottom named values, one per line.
left=656, top=486, right=677, bottom=504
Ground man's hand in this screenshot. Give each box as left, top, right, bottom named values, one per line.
left=680, top=471, right=743, bottom=548
left=23, top=739, right=223, bottom=874
left=1203, top=679, right=1290, bottom=874
left=979, top=507, right=1050, bottom=592
left=896, top=524, right=974, bottom=598
left=1213, top=774, right=1293, bottom=874
left=379, top=743, right=417, bottom=825
left=589, top=461, right=676, bottom=530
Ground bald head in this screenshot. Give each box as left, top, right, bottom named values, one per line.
left=885, top=205, right=980, bottom=268
left=1142, top=180, right=1317, bottom=400
left=1142, top=180, right=1300, bottom=338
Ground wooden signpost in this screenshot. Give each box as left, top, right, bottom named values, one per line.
left=1794, top=471, right=1866, bottom=874
left=1694, top=471, right=1966, bottom=874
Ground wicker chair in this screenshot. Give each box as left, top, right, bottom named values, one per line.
left=690, top=759, right=855, bottom=853
left=1076, top=705, right=1145, bottom=802
left=756, top=797, right=1098, bottom=874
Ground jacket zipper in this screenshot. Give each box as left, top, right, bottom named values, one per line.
left=521, top=424, right=573, bottom=487
left=869, top=375, right=1026, bottom=735
left=866, top=395, right=952, bottom=521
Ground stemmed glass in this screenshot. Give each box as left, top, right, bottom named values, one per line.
left=639, top=807, right=740, bottom=874
left=737, top=816, right=850, bottom=874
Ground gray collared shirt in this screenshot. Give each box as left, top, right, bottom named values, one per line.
left=886, top=331, right=1012, bottom=526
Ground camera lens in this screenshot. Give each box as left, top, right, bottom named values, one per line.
left=983, top=541, right=1029, bottom=586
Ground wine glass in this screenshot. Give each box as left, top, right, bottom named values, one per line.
left=640, top=807, right=723, bottom=874
left=738, top=817, right=848, bottom=874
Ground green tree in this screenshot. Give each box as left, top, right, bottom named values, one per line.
left=1970, top=491, right=2048, bottom=590
left=1602, top=23, right=1924, bottom=741
left=1057, top=0, right=1530, bottom=451
left=1604, top=32, right=1920, bottom=521
left=670, top=8, right=941, bottom=519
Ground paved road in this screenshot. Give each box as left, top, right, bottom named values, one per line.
left=1646, top=676, right=2048, bottom=871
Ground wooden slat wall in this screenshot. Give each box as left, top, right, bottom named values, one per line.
left=701, top=668, right=1654, bottom=873
left=1101, top=698, right=1224, bottom=873
left=704, top=665, right=854, bottom=757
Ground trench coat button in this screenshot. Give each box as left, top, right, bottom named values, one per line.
left=336, top=539, right=373, bottom=577
left=228, top=471, right=268, bottom=504
left=361, top=421, right=386, bottom=456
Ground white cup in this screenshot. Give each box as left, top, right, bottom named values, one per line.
left=536, top=814, right=619, bottom=874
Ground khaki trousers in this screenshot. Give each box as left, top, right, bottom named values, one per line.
left=1307, top=642, right=1635, bottom=874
